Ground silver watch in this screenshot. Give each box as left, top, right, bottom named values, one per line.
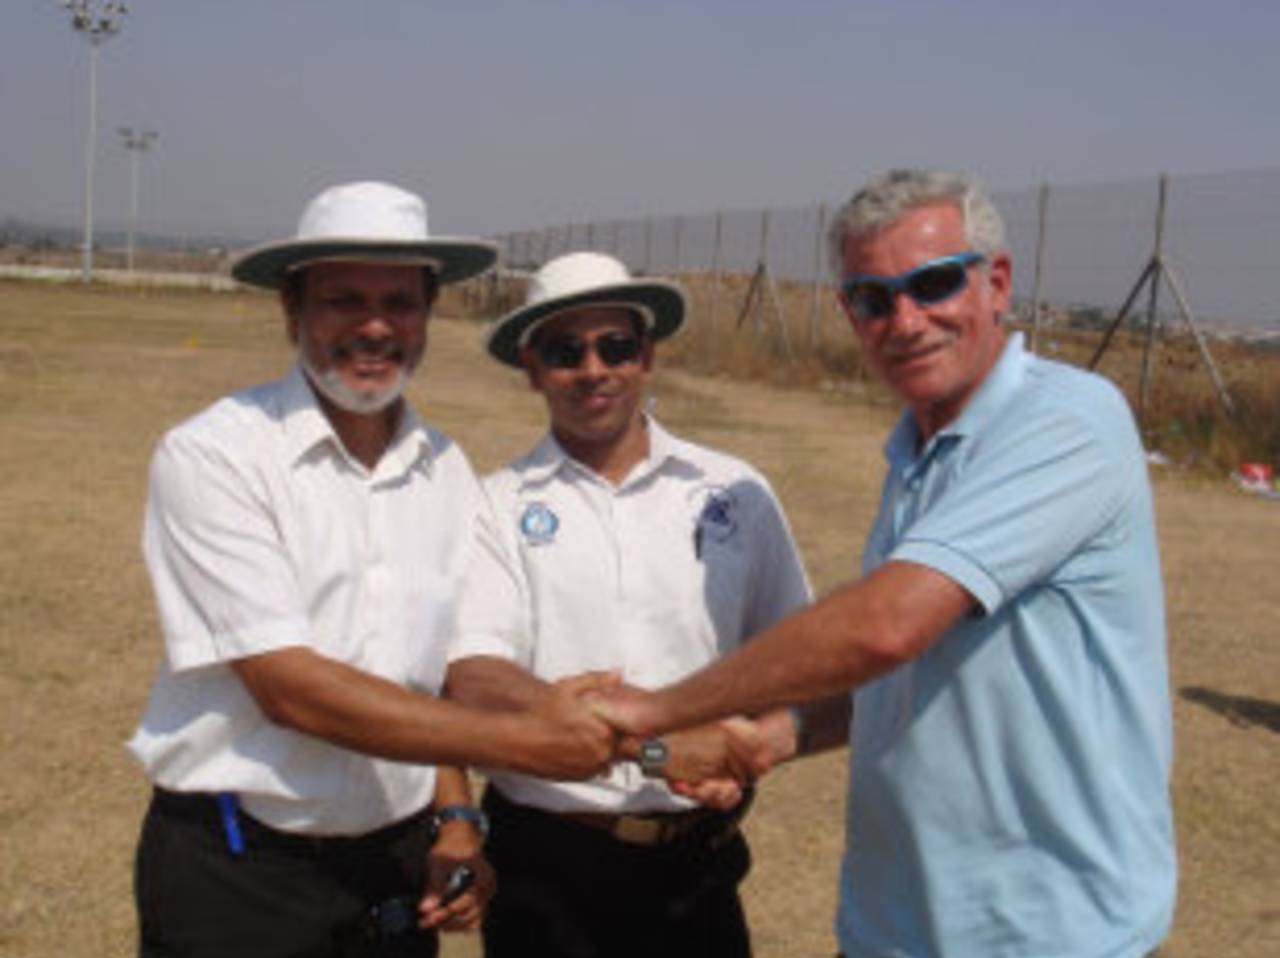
left=637, top=737, right=669, bottom=778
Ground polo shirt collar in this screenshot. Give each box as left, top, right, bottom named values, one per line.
left=884, top=331, right=1029, bottom=471
left=279, top=364, right=436, bottom=477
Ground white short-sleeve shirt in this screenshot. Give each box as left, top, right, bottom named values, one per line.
left=127, top=365, right=482, bottom=836
left=449, top=418, right=812, bottom=813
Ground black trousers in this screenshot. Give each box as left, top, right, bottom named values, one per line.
left=135, top=789, right=439, bottom=958
left=481, top=787, right=753, bottom=958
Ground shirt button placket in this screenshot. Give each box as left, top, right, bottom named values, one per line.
left=363, top=479, right=383, bottom=638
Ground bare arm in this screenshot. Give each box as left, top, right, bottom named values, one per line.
left=444, top=654, right=550, bottom=712
left=445, top=654, right=776, bottom=801
left=232, top=647, right=615, bottom=779
left=598, top=561, right=974, bottom=737
left=790, top=693, right=854, bottom=757
left=419, top=766, right=493, bottom=932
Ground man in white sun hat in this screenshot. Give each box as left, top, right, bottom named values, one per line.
left=445, top=251, right=844, bottom=958
left=128, top=183, right=619, bottom=958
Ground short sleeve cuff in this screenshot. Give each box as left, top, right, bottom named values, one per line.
left=166, top=616, right=311, bottom=671
left=445, top=633, right=523, bottom=665
left=891, top=539, right=1004, bottom=615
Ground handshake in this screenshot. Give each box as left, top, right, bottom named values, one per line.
left=513, top=672, right=794, bottom=810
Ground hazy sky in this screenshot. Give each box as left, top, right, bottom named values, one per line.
left=4, top=0, right=1278, bottom=243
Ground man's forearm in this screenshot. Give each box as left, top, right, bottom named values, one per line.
left=432, top=766, right=475, bottom=809
left=235, top=648, right=517, bottom=766
left=444, top=655, right=551, bottom=712
left=613, top=562, right=972, bottom=736
left=790, top=694, right=853, bottom=757
left=232, top=647, right=613, bottom=778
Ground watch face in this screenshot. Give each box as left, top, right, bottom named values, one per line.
left=639, top=738, right=668, bottom=776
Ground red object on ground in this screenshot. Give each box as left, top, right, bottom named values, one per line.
left=1238, top=463, right=1274, bottom=484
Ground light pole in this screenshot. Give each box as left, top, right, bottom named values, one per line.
left=63, top=0, right=127, bottom=284
left=117, top=126, right=157, bottom=272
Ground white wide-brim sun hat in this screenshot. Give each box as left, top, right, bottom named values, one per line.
left=486, top=251, right=685, bottom=368
left=230, top=181, right=498, bottom=289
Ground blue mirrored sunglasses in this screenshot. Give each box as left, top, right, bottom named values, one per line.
left=840, top=251, right=984, bottom=320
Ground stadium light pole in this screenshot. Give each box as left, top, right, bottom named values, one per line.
left=63, top=0, right=127, bottom=284
left=117, top=126, right=157, bottom=272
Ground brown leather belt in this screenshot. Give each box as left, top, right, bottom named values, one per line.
left=559, top=807, right=719, bottom=845
left=485, top=786, right=752, bottom=848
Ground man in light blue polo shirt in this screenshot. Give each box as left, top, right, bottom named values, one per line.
left=597, top=169, right=1176, bottom=957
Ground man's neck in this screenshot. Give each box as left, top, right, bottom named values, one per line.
left=318, top=394, right=403, bottom=470
left=556, top=417, right=650, bottom=487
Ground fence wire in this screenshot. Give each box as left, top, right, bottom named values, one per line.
left=497, top=168, right=1280, bottom=332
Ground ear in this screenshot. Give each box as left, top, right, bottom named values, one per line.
left=985, top=251, right=1012, bottom=318
left=281, top=290, right=300, bottom=345
left=519, top=346, right=542, bottom=392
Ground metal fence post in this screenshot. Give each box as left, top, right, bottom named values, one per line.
left=1138, top=174, right=1169, bottom=426
left=709, top=210, right=723, bottom=333
left=673, top=216, right=683, bottom=277
left=809, top=203, right=827, bottom=352
left=1029, top=182, right=1049, bottom=354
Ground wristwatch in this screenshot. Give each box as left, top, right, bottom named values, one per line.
left=431, top=804, right=490, bottom=841
left=637, top=737, right=669, bottom=778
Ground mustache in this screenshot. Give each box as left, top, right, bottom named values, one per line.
left=572, top=383, right=620, bottom=398
left=331, top=336, right=406, bottom=363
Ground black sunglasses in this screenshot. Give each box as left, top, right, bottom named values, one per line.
left=840, top=252, right=984, bottom=320
left=535, top=331, right=644, bottom=370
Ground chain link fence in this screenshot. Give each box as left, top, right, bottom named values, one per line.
left=494, top=168, right=1280, bottom=338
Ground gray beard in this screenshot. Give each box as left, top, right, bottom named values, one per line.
left=299, top=350, right=410, bottom=415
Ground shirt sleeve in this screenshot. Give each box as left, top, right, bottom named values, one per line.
left=743, top=476, right=815, bottom=637
left=891, top=405, right=1134, bottom=616
left=446, top=490, right=533, bottom=666
left=142, top=429, right=309, bottom=671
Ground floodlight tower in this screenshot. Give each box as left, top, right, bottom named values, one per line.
left=117, top=126, right=157, bottom=272
left=63, top=0, right=127, bottom=284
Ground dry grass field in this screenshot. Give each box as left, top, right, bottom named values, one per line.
left=1, top=280, right=1277, bottom=957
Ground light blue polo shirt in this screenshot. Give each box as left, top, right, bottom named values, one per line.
left=838, top=334, right=1176, bottom=958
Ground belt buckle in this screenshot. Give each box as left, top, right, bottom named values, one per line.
left=612, top=815, right=664, bottom=845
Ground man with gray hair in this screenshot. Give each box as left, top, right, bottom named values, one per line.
left=598, top=169, right=1177, bottom=957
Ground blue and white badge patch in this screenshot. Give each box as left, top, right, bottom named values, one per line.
left=696, top=487, right=738, bottom=544
left=518, top=501, right=560, bottom=546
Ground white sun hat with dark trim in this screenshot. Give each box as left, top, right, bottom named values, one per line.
left=230, top=181, right=498, bottom=289
left=486, top=251, right=685, bottom=368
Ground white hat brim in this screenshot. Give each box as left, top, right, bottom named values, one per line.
left=486, top=279, right=686, bottom=368
left=230, top=237, right=498, bottom=289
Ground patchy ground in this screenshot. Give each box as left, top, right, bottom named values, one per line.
left=1, top=282, right=1276, bottom=957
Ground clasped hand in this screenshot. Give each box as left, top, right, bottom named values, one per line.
left=522, top=674, right=775, bottom=810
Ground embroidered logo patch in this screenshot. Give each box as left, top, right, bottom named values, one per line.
left=696, top=487, right=738, bottom=543
left=518, top=501, right=560, bottom=546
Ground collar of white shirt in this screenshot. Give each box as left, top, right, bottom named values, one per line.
left=515, top=416, right=704, bottom=490
left=278, top=364, right=438, bottom=479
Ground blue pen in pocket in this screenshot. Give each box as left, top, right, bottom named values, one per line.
left=216, top=792, right=245, bottom=856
